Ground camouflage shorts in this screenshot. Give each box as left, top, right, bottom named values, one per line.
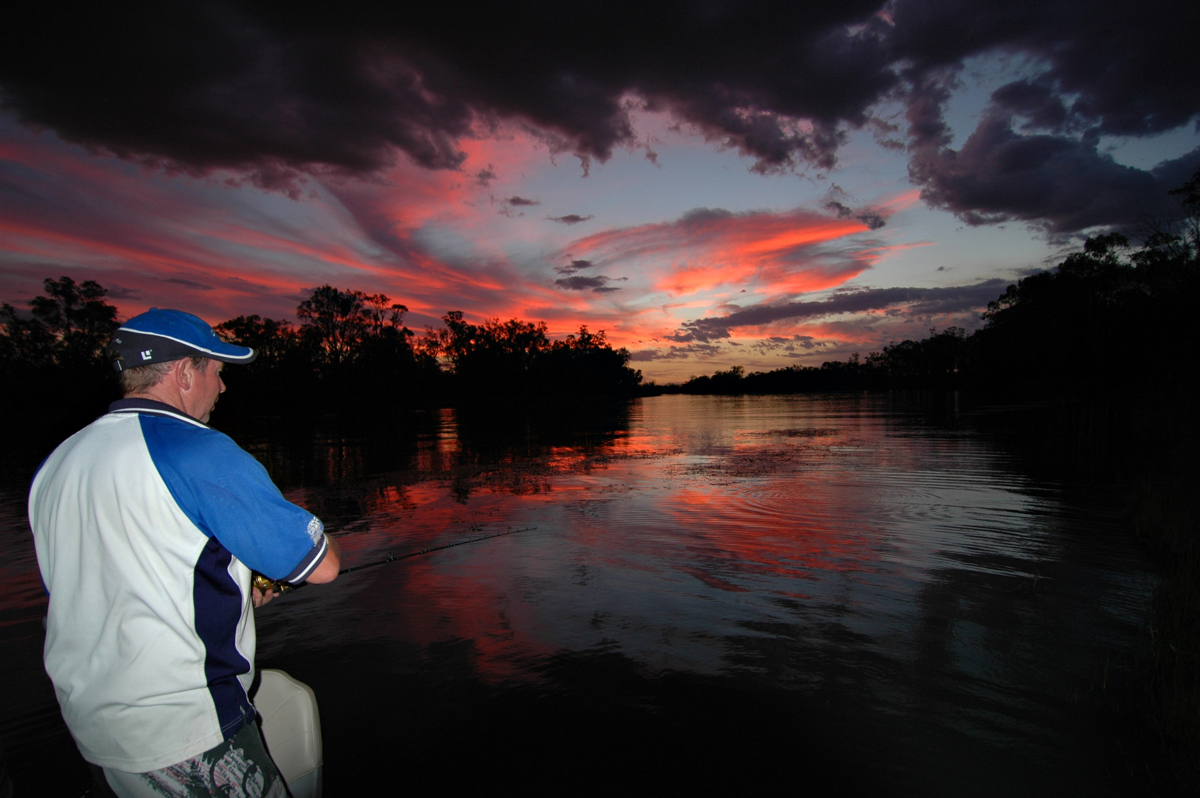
left=94, top=722, right=287, bottom=798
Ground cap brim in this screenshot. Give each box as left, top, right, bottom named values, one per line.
left=114, top=327, right=257, bottom=364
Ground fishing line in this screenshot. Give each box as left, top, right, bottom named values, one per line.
left=254, top=525, right=539, bottom=594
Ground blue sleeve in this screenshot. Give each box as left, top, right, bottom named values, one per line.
left=141, top=415, right=326, bottom=582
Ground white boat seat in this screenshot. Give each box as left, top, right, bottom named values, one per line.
left=253, top=669, right=324, bottom=798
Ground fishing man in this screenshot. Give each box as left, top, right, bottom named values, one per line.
left=29, top=308, right=340, bottom=797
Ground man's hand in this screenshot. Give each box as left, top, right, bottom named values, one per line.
left=251, top=585, right=278, bottom=608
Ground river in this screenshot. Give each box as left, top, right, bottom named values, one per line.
left=0, top=393, right=1163, bottom=795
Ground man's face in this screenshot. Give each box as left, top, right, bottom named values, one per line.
left=190, top=359, right=225, bottom=423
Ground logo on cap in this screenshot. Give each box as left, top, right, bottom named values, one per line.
left=141, top=350, right=153, bottom=360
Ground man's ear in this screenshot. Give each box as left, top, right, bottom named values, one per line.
left=173, top=359, right=194, bottom=391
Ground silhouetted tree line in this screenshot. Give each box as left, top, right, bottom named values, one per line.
left=668, top=171, right=1200, bottom=398
left=423, top=311, right=641, bottom=399
left=0, top=277, right=122, bottom=432
left=1, top=280, right=643, bottom=429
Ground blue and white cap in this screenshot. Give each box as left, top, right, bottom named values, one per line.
left=108, top=308, right=256, bottom=372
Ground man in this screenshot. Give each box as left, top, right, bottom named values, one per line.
left=29, top=308, right=340, bottom=797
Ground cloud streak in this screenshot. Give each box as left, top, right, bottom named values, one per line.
left=565, top=205, right=888, bottom=297
left=547, top=214, right=594, bottom=225
left=670, top=280, right=1010, bottom=342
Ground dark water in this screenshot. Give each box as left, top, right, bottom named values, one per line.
left=0, top=394, right=1163, bottom=795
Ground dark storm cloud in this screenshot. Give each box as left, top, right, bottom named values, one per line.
left=1, top=1, right=1195, bottom=227
left=909, top=113, right=1200, bottom=233
left=671, top=280, right=1008, bottom=342
left=990, top=79, right=1070, bottom=133
left=889, top=0, right=1200, bottom=231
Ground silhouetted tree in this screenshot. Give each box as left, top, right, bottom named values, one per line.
left=0, top=277, right=121, bottom=431
left=971, top=203, right=1198, bottom=394
left=866, top=327, right=968, bottom=388
left=0, top=301, right=57, bottom=368
left=214, top=315, right=304, bottom=367
left=216, top=289, right=435, bottom=411
left=540, top=326, right=642, bottom=396
left=421, top=313, right=640, bottom=399
left=296, top=285, right=374, bottom=368
left=1, top=277, right=120, bottom=370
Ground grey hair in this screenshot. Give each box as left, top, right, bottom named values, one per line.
left=119, top=356, right=210, bottom=395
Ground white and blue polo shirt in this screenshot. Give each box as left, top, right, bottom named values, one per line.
left=29, top=399, right=328, bottom=772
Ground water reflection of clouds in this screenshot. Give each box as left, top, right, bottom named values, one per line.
left=256, top=395, right=1157, bottom=754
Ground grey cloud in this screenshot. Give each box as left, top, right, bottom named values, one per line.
left=824, top=199, right=886, bottom=230
left=104, top=284, right=142, bottom=300
left=990, top=79, right=1070, bottom=132
left=163, top=277, right=214, bottom=290
left=547, top=214, right=594, bottom=225
left=629, top=347, right=693, bottom=362
left=555, top=275, right=621, bottom=292
left=555, top=259, right=596, bottom=274
left=497, top=195, right=540, bottom=217
left=679, top=207, right=735, bottom=226
left=475, top=165, right=497, bottom=186
left=671, top=280, right=1009, bottom=342
left=909, top=112, right=1200, bottom=233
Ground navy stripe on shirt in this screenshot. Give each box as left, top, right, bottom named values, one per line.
left=193, top=538, right=253, bottom=738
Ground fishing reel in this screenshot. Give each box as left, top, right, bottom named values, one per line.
left=251, top=574, right=295, bottom=595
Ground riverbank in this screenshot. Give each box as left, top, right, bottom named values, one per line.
left=1130, top=470, right=1200, bottom=789
left=962, top=389, right=1198, bottom=791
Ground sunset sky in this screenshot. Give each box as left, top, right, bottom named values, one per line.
left=2, top=2, right=1197, bottom=382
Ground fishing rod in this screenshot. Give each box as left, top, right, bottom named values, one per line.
left=253, top=524, right=539, bottom=595
left=340, top=524, right=539, bottom=575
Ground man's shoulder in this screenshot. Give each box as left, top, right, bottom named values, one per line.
left=138, top=414, right=253, bottom=466
left=107, top=400, right=257, bottom=474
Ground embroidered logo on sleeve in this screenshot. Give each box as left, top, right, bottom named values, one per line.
left=306, top=516, right=324, bottom=544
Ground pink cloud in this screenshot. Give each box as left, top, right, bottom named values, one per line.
left=565, top=207, right=888, bottom=300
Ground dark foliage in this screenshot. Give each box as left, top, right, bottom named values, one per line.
left=213, top=287, right=442, bottom=414
left=0, top=277, right=121, bottom=441
left=0, top=282, right=642, bottom=431
left=416, top=313, right=642, bottom=403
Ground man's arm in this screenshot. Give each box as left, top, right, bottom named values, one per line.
left=255, top=535, right=339, bottom=606
left=305, top=534, right=341, bottom=584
